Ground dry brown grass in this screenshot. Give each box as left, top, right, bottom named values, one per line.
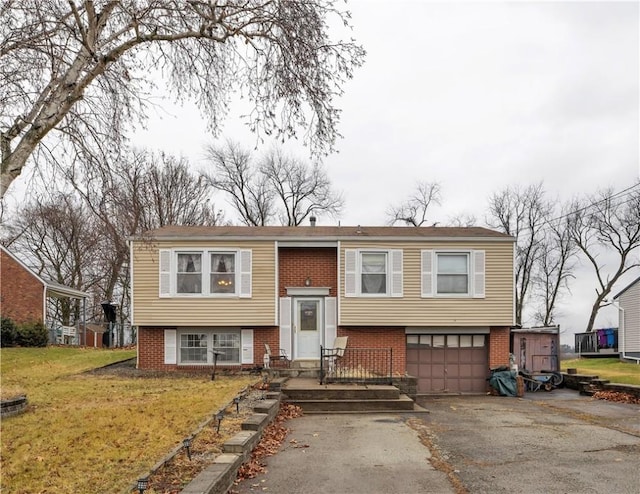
left=0, top=347, right=257, bottom=494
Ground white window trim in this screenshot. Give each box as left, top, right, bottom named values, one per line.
left=345, top=248, right=403, bottom=298
left=435, top=251, right=471, bottom=298
left=176, top=328, right=243, bottom=366
left=359, top=250, right=390, bottom=297
left=421, top=249, right=485, bottom=299
left=162, top=248, right=251, bottom=298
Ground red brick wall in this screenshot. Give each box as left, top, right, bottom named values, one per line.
left=138, top=326, right=279, bottom=370
left=488, top=326, right=511, bottom=368
left=278, top=247, right=337, bottom=296
left=337, top=327, right=406, bottom=375
left=0, top=250, right=44, bottom=325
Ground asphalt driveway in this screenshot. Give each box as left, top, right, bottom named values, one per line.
left=417, top=389, right=640, bottom=493
left=232, top=389, right=640, bottom=494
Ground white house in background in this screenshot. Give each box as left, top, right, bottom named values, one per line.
left=613, top=276, right=640, bottom=363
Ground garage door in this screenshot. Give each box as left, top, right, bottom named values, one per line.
left=406, top=334, right=488, bottom=393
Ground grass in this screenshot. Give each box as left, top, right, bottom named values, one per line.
left=0, top=347, right=257, bottom=494
left=561, top=357, right=640, bottom=386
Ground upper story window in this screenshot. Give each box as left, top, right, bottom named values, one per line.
left=211, top=253, right=235, bottom=294
left=344, top=249, right=403, bottom=298
left=159, top=249, right=252, bottom=298
left=421, top=250, right=485, bottom=298
left=177, top=253, right=202, bottom=294
left=436, top=253, right=469, bottom=295
left=361, top=252, right=387, bottom=294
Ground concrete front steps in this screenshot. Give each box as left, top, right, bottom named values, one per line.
left=281, top=377, right=416, bottom=413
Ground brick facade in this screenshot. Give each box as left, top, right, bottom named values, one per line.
left=138, top=326, right=280, bottom=371
left=337, top=327, right=406, bottom=375
left=0, top=249, right=44, bottom=325
left=278, top=247, right=337, bottom=296
left=488, top=326, right=511, bottom=368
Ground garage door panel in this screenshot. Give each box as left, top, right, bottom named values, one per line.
left=408, top=334, right=488, bottom=393
left=457, top=364, right=472, bottom=377
left=431, top=378, right=446, bottom=392
left=407, top=363, right=419, bottom=376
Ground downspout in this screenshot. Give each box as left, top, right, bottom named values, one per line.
left=612, top=300, right=639, bottom=364
left=130, top=239, right=138, bottom=368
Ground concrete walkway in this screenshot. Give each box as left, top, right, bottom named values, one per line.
left=230, top=413, right=454, bottom=494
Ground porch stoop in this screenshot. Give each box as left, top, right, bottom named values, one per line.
left=264, top=360, right=322, bottom=379
left=281, top=377, right=417, bottom=413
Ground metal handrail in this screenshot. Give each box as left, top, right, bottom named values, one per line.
left=320, top=346, right=392, bottom=385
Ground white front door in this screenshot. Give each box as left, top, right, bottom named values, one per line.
left=294, top=298, right=322, bottom=359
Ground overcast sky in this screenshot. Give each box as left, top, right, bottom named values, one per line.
left=6, top=1, right=638, bottom=344
left=129, top=1, right=640, bottom=343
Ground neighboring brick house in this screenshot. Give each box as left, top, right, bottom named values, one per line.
left=0, top=245, right=89, bottom=340
left=132, top=225, right=515, bottom=393
left=614, top=275, right=640, bottom=363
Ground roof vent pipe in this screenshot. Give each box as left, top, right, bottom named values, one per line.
left=310, top=216, right=316, bottom=227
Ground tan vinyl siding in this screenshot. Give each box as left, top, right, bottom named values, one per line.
left=132, top=240, right=276, bottom=326
left=339, top=241, right=514, bottom=327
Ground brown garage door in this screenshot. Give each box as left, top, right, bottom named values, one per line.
left=406, top=334, right=488, bottom=393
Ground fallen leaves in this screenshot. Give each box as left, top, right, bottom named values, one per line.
left=592, top=390, right=640, bottom=404
left=235, top=404, right=303, bottom=483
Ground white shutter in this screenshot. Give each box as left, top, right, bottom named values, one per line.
left=421, top=250, right=434, bottom=298
left=390, top=249, right=403, bottom=297
left=279, top=297, right=292, bottom=357
left=344, top=249, right=357, bottom=297
left=159, top=249, right=171, bottom=298
left=239, top=250, right=252, bottom=298
left=473, top=250, right=485, bottom=298
left=164, top=329, right=177, bottom=364
left=324, top=297, right=337, bottom=347
left=241, top=329, right=254, bottom=364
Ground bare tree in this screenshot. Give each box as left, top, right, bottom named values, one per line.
left=261, top=147, right=343, bottom=226
left=387, top=182, right=442, bottom=226
left=0, top=1, right=365, bottom=197
left=567, top=185, right=640, bottom=332
left=487, top=183, right=552, bottom=326
left=5, top=193, right=102, bottom=325
left=532, top=210, right=577, bottom=326
left=66, top=149, right=222, bottom=316
left=447, top=212, right=477, bottom=227
left=204, top=141, right=275, bottom=226
left=205, top=142, right=343, bottom=225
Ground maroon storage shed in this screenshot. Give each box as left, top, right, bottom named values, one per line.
left=511, top=326, right=560, bottom=373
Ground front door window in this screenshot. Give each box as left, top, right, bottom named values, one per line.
left=295, top=298, right=322, bottom=359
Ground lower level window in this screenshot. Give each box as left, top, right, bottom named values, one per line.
left=179, top=331, right=240, bottom=364
left=180, top=334, right=208, bottom=363
left=213, top=333, right=240, bottom=362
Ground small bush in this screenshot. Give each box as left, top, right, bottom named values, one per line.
left=16, top=321, right=48, bottom=347
left=1, top=316, right=18, bottom=347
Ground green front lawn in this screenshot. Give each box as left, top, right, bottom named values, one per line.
left=1, top=347, right=256, bottom=494
left=561, top=357, right=640, bottom=386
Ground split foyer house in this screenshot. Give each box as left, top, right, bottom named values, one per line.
left=131, top=225, right=515, bottom=393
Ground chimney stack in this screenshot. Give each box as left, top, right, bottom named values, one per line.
left=310, top=216, right=317, bottom=227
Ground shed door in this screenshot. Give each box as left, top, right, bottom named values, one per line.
left=406, top=334, right=488, bottom=393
